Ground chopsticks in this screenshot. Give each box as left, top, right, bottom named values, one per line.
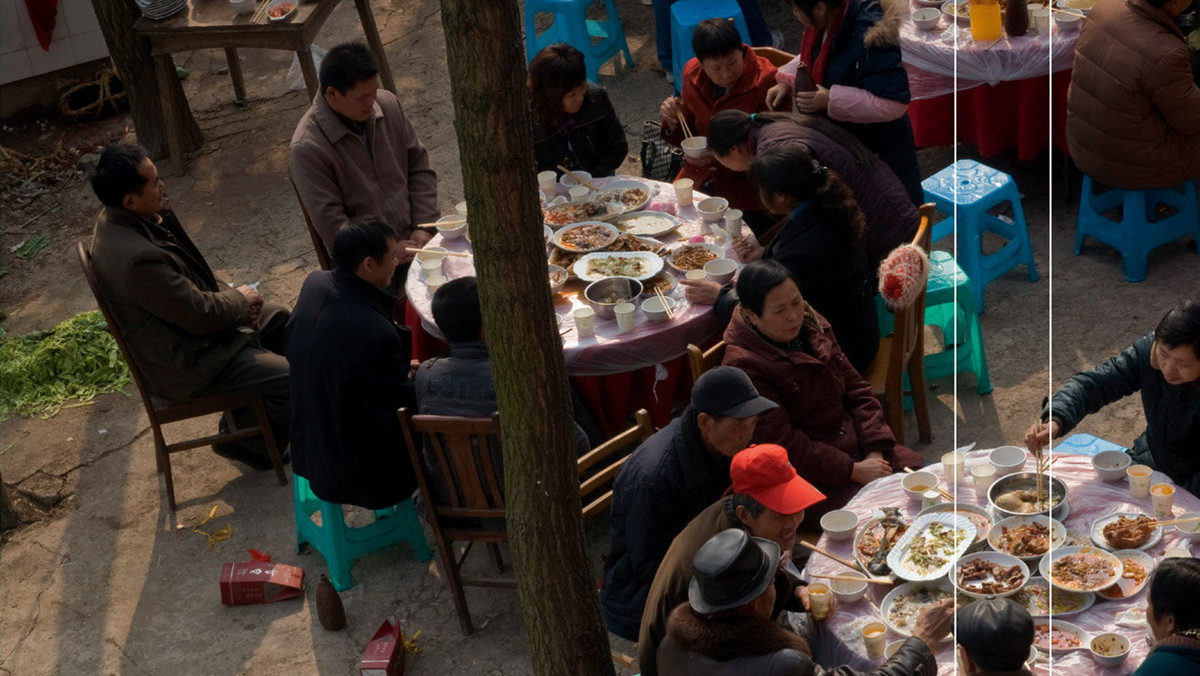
left=654, top=287, right=675, bottom=320
left=556, top=165, right=600, bottom=191
left=417, top=218, right=466, bottom=228
left=405, top=247, right=471, bottom=258
left=902, top=467, right=955, bottom=502
left=811, top=574, right=893, bottom=586
left=798, top=541, right=865, bottom=574
left=1052, top=7, right=1087, bottom=18
left=250, top=0, right=270, bottom=23
left=676, top=111, right=694, bottom=140
left=1150, top=516, right=1200, bottom=528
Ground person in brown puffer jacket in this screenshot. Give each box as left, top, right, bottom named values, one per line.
left=1067, top=0, right=1200, bottom=190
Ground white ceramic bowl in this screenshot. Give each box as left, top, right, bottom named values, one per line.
left=696, top=196, right=728, bottom=223
left=902, top=471, right=939, bottom=501
left=559, top=170, right=592, bottom=188
left=640, top=295, right=678, bottom=323
left=435, top=214, right=467, bottom=241
left=912, top=7, right=941, bottom=29
left=1054, top=11, right=1082, bottom=30
left=681, top=136, right=708, bottom=159
left=829, top=571, right=868, bottom=604
left=230, top=0, right=257, bottom=14
left=1092, top=450, right=1132, bottom=482
left=1089, top=632, right=1130, bottom=668
left=1175, top=512, right=1200, bottom=542
left=413, top=246, right=448, bottom=262
left=989, top=446, right=1027, bottom=477
left=821, top=509, right=860, bottom=542
left=703, top=257, right=737, bottom=285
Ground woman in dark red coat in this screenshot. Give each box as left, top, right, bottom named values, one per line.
left=721, top=260, right=924, bottom=520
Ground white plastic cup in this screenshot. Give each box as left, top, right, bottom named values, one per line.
left=537, top=170, right=558, bottom=196
left=863, top=622, right=887, bottom=658
left=455, top=200, right=468, bottom=217
left=573, top=307, right=595, bottom=338
left=1128, top=464, right=1152, bottom=499
left=1151, top=483, right=1176, bottom=518
left=614, top=302, right=636, bottom=333
left=808, top=583, right=831, bottom=621
left=568, top=185, right=590, bottom=203
left=971, top=464, right=997, bottom=498
left=1032, top=8, right=1051, bottom=34
left=419, top=257, right=443, bottom=280
left=724, top=208, right=743, bottom=240
left=942, top=451, right=965, bottom=483
left=673, top=178, right=694, bottom=207
left=685, top=269, right=708, bottom=281
left=425, top=273, right=446, bottom=291
left=922, top=490, right=941, bottom=509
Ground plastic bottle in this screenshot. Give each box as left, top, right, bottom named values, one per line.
left=970, top=0, right=1003, bottom=41
left=1005, top=0, right=1030, bottom=37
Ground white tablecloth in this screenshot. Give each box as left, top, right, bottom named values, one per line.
left=806, top=447, right=1199, bottom=675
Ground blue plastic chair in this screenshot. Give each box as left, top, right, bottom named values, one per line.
left=669, top=0, right=750, bottom=93
left=923, top=251, right=993, bottom=395
left=525, top=0, right=634, bottom=83
left=293, top=474, right=433, bottom=591
left=922, top=160, right=1039, bottom=312
left=1073, top=177, right=1199, bottom=283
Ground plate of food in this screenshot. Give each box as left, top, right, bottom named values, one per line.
left=952, top=551, right=1029, bottom=599
left=267, top=0, right=297, bottom=21
left=573, top=251, right=664, bottom=282
left=988, top=514, right=1066, bottom=563
left=612, top=211, right=681, bottom=238
left=1096, top=549, right=1153, bottom=600
left=854, top=507, right=910, bottom=577
left=548, top=248, right=582, bottom=275
left=543, top=201, right=617, bottom=228
left=887, top=512, right=976, bottom=581
left=940, top=0, right=970, bottom=24
left=607, top=233, right=665, bottom=255
left=918, top=503, right=992, bottom=551
left=1032, top=619, right=1091, bottom=652
left=666, top=243, right=724, bottom=273
left=552, top=221, right=619, bottom=253
left=595, top=180, right=651, bottom=213
left=1091, top=512, right=1162, bottom=551
left=881, top=581, right=958, bottom=636
left=1039, top=545, right=1123, bottom=593
left=1010, top=577, right=1094, bottom=617
left=640, top=271, right=678, bottom=297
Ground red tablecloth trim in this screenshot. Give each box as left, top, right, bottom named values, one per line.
left=909, top=70, right=1073, bottom=160
left=25, top=0, right=57, bottom=51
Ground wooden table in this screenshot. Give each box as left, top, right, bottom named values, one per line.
left=133, top=0, right=395, bottom=171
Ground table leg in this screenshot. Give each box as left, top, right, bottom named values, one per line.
left=296, top=47, right=319, bottom=100
left=154, top=54, right=186, bottom=174
left=224, top=47, right=247, bottom=103
left=354, top=0, right=396, bottom=94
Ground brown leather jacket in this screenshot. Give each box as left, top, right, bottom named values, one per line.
left=1067, top=0, right=1200, bottom=189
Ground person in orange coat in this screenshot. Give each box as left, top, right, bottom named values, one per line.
left=659, top=19, right=777, bottom=234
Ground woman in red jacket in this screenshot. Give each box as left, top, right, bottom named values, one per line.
left=721, top=259, right=924, bottom=520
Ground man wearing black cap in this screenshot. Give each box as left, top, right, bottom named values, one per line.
left=601, top=366, right=779, bottom=641
left=955, top=598, right=1036, bottom=675
left=656, top=529, right=950, bottom=675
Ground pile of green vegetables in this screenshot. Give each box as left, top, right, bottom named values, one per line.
left=0, top=311, right=130, bottom=419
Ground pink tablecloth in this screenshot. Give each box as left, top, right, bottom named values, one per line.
left=806, top=447, right=1199, bottom=675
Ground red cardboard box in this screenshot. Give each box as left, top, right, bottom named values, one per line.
left=360, top=616, right=405, bottom=676
left=219, top=562, right=304, bottom=605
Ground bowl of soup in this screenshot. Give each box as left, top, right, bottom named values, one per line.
left=988, top=472, right=1069, bottom=521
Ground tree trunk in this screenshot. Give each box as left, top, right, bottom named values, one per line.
left=439, top=2, right=614, bottom=673
left=91, top=0, right=202, bottom=160
left=1, top=474, right=21, bottom=533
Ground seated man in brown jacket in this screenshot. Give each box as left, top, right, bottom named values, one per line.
left=88, top=143, right=290, bottom=470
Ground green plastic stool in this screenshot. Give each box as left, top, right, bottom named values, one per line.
left=293, top=474, right=433, bottom=591
left=923, top=251, right=992, bottom=394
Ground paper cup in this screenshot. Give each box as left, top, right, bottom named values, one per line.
left=569, top=185, right=590, bottom=203
left=863, top=622, right=887, bottom=658
left=808, top=583, right=831, bottom=621
left=573, top=307, right=595, bottom=338
left=455, top=200, right=468, bottom=217
left=1151, top=483, right=1176, bottom=518
left=724, top=209, right=743, bottom=240
left=922, top=490, right=941, bottom=509
left=971, top=464, right=997, bottom=498
left=1128, top=464, right=1152, bottom=499
left=424, top=273, right=446, bottom=291
left=673, top=178, right=694, bottom=207
left=685, top=269, right=707, bottom=281
left=537, top=170, right=558, bottom=196
left=419, top=257, right=443, bottom=280
left=614, top=302, right=636, bottom=333
left=1032, top=8, right=1051, bottom=34
left=942, top=451, right=965, bottom=483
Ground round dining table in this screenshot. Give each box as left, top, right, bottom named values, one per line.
left=803, top=446, right=1199, bottom=675
left=900, top=4, right=1080, bottom=159
left=404, top=176, right=738, bottom=434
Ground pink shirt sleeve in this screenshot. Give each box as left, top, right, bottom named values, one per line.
left=828, top=84, right=908, bottom=123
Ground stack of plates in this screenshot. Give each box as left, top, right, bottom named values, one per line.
left=138, top=0, right=188, bottom=21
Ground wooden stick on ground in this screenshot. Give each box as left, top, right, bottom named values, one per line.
left=556, top=165, right=600, bottom=191
left=798, top=540, right=864, bottom=573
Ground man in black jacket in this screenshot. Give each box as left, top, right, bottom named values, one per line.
left=286, top=217, right=416, bottom=508
left=601, top=365, right=778, bottom=640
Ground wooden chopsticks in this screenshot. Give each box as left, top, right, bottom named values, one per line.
left=556, top=165, right=599, bottom=191
left=798, top=541, right=865, bottom=574
left=1150, top=516, right=1200, bottom=528
left=811, top=573, right=893, bottom=586
left=250, top=0, right=270, bottom=23
left=1052, top=7, right=1087, bottom=18
left=416, top=218, right=466, bottom=228
left=676, top=111, right=694, bottom=139
left=405, top=247, right=471, bottom=258
left=654, top=287, right=675, bottom=320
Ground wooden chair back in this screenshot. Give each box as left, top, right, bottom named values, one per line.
left=752, top=46, right=796, bottom=68
left=578, top=409, right=654, bottom=521
left=398, top=409, right=506, bottom=522
left=686, top=341, right=727, bottom=382
left=289, top=176, right=332, bottom=271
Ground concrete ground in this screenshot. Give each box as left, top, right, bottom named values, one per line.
left=1, top=0, right=1198, bottom=674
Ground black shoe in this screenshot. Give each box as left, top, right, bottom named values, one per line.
left=212, top=440, right=283, bottom=471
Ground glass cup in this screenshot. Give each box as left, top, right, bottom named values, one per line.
left=1128, top=464, right=1152, bottom=499
left=673, top=178, right=694, bottom=207
left=863, top=621, right=887, bottom=658
left=724, top=208, right=743, bottom=241
left=537, top=170, right=558, bottom=196
left=942, top=451, right=966, bottom=483
left=1151, top=483, right=1175, bottom=518
left=808, top=583, right=831, bottom=621
left=614, top=302, right=636, bottom=333
left=568, top=185, right=590, bottom=203
left=971, top=464, right=997, bottom=498
left=685, top=269, right=708, bottom=281
left=573, top=307, right=595, bottom=338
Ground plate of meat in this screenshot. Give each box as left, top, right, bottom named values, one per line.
left=551, top=222, right=620, bottom=253
left=1091, top=512, right=1161, bottom=551
left=1032, top=619, right=1091, bottom=652
left=543, top=201, right=618, bottom=228
left=594, top=180, right=652, bottom=213
left=952, top=551, right=1029, bottom=599
left=988, top=514, right=1066, bottom=562
left=1010, top=577, right=1094, bottom=617
left=854, top=507, right=910, bottom=577
left=1096, top=549, right=1154, bottom=600
left=1039, top=545, right=1123, bottom=593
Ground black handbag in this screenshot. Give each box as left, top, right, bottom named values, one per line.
left=640, top=120, right=684, bottom=183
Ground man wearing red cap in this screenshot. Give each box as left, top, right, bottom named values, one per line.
left=637, top=443, right=827, bottom=675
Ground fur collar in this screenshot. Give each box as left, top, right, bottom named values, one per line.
left=664, top=603, right=810, bottom=661
left=863, top=0, right=905, bottom=49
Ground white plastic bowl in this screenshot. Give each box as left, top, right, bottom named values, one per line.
left=696, top=196, right=728, bottom=223
left=913, top=7, right=941, bottom=29
left=681, top=136, right=708, bottom=159
left=830, top=571, right=868, bottom=604
left=1089, top=632, right=1130, bottom=668
left=1054, top=11, right=1082, bottom=30
left=703, top=258, right=737, bottom=285
left=1092, top=450, right=1131, bottom=482
left=559, top=170, right=592, bottom=188
left=989, top=446, right=1027, bottom=477
left=820, top=509, right=859, bottom=542
left=413, top=246, right=448, bottom=262
left=1175, top=512, right=1200, bottom=542
left=902, top=471, right=939, bottom=501
left=230, top=0, right=257, bottom=14
left=435, top=214, right=467, bottom=241
left=640, top=295, right=678, bottom=323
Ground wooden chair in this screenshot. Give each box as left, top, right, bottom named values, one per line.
left=752, top=46, right=796, bottom=68
left=686, top=341, right=727, bottom=382
left=865, top=204, right=935, bottom=445
left=76, top=242, right=287, bottom=511
left=288, top=176, right=332, bottom=271
left=397, top=407, right=514, bottom=635
left=578, top=409, right=654, bottom=522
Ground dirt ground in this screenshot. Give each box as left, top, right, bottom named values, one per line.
left=1, top=0, right=1198, bottom=674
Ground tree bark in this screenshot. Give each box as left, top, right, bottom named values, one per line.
left=1, top=474, right=21, bottom=533
left=439, top=2, right=614, bottom=673
left=91, top=0, right=202, bottom=160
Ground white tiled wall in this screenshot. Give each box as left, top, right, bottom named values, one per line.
left=1, top=0, right=110, bottom=85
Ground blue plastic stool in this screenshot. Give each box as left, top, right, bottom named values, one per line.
left=293, top=475, right=433, bottom=591
left=669, top=0, right=750, bottom=93
left=525, top=0, right=634, bottom=83
left=1073, top=177, right=1199, bottom=283
left=922, top=160, right=1039, bottom=313
left=923, top=251, right=993, bottom=395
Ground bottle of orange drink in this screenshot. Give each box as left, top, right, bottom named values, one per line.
left=970, top=0, right=1003, bottom=41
